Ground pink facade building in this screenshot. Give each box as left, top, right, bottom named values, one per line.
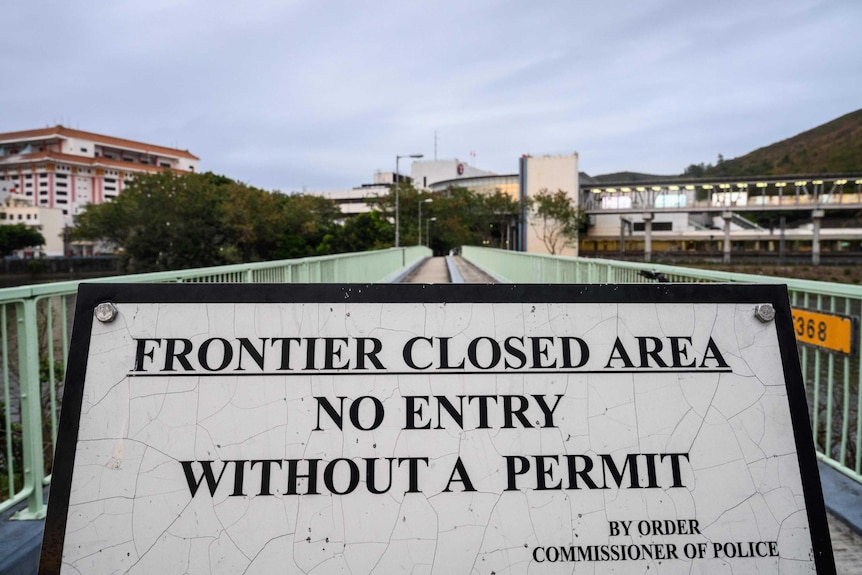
left=0, top=125, right=200, bottom=225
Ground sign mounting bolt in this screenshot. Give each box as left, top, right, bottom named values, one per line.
left=95, top=302, right=118, bottom=323
left=754, top=304, right=775, bottom=323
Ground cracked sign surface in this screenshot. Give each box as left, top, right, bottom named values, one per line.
left=42, top=284, right=833, bottom=574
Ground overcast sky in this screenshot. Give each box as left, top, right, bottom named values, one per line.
left=3, top=1, right=860, bottom=191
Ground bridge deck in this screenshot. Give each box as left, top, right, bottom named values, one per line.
left=400, top=256, right=498, bottom=284
left=3, top=258, right=860, bottom=573
left=402, top=256, right=862, bottom=574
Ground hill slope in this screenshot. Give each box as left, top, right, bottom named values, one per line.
left=702, top=108, right=862, bottom=177
left=590, top=171, right=672, bottom=183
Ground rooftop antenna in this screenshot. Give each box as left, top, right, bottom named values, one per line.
left=434, top=130, right=438, bottom=161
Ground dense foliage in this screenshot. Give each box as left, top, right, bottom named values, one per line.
left=0, top=223, right=45, bottom=256
left=370, top=184, right=521, bottom=253
left=75, top=172, right=346, bottom=272
left=73, top=173, right=530, bottom=272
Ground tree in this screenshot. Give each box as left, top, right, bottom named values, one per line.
left=0, top=224, right=45, bottom=256
left=369, top=184, right=520, bottom=253
left=75, top=171, right=234, bottom=272
left=317, top=211, right=394, bottom=254
left=683, top=163, right=707, bottom=177
left=73, top=171, right=344, bottom=272
left=528, top=189, right=584, bottom=255
left=367, top=182, right=420, bottom=247
left=277, top=193, right=343, bottom=258
left=482, top=188, right=520, bottom=249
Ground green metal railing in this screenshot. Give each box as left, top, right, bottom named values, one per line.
left=462, top=245, right=862, bottom=485
left=0, top=246, right=430, bottom=519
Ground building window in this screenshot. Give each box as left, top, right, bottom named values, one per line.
left=56, top=173, right=67, bottom=179
left=25, top=174, right=32, bottom=179
left=159, top=162, right=170, bottom=168
left=80, top=147, right=87, bottom=152
left=633, top=222, right=673, bottom=232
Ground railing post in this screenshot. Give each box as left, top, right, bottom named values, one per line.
left=13, top=298, right=46, bottom=519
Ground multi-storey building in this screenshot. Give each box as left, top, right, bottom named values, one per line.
left=0, top=193, right=65, bottom=256
left=0, top=125, right=200, bottom=226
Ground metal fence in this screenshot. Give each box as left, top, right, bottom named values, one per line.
left=0, top=246, right=430, bottom=519
left=462, top=245, right=862, bottom=485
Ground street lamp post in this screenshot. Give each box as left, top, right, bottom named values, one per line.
left=426, top=216, right=437, bottom=247
left=395, top=153, right=424, bottom=247
left=418, top=198, right=433, bottom=246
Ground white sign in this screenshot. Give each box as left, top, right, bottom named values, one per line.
left=41, top=284, right=834, bottom=574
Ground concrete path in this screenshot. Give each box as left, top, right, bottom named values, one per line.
left=830, top=513, right=862, bottom=574
left=401, top=256, right=498, bottom=284
left=452, top=255, right=498, bottom=283
left=401, top=256, right=450, bottom=283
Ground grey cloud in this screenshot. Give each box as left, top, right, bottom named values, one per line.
left=1, top=0, right=860, bottom=190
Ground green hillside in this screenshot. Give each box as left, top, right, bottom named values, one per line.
left=590, top=171, right=671, bottom=183
left=693, top=108, right=862, bottom=177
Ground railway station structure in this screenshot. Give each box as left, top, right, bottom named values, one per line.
left=581, top=175, right=862, bottom=264
left=315, top=155, right=862, bottom=264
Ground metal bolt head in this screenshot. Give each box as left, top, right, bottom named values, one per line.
left=94, top=302, right=118, bottom=323
left=754, top=303, right=775, bottom=323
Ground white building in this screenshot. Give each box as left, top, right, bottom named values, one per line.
left=411, top=159, right=496, bottom=190
left=0, top=125, right=200, bottom=226
left=519, top=154, right=580, bottom=255
left=1, top=193, right=65, bottom=256
left=310, top=185, right=389, bottom=216
left=304, top=154, right=581, bottom=256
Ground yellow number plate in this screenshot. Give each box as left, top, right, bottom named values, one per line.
left=790, top=308, right=854, bottom=354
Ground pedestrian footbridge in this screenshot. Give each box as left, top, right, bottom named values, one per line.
left=2, top=246, right=861, bottom=573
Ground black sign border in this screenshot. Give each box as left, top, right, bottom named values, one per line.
left=39, top=283, right=836, bottom=574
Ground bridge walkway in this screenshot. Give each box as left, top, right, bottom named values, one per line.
left=403, top=256, right=862, bottom=574
left=3, top=253, right=861, bottom=573
left=400, top=255, right=498, bottom=283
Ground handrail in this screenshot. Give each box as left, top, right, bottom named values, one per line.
left=0, top=246, right=431, bottom=518
left=462, top=245, right=862, bottom=485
